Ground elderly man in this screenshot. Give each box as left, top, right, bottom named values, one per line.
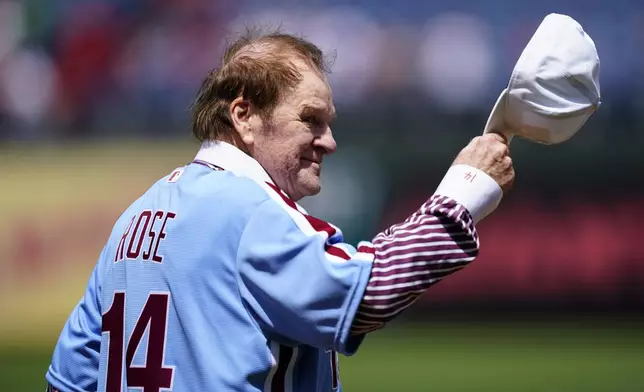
left=46, top=31, right=513, bottom=392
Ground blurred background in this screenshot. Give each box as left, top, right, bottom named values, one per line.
left=1, top=0, right=643, bottom=390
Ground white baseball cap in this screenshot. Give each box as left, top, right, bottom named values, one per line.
left=484, top=13, right=601, bottom=145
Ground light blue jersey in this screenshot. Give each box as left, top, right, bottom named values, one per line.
left=46, top=141, right=376, bottom=392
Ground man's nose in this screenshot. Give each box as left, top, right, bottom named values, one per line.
left=315, top=127, right=337, bottom=155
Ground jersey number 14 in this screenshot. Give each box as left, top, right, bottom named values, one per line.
left=102, top=292, right=174, bottom=392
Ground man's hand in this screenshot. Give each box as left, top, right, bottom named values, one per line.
left=452, top=133, right=515, bottom=192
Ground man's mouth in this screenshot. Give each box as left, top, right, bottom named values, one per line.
left=302, top=158, right=321, bottom=165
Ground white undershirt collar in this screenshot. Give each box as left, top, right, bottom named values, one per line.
left=193, top=140, right=274, bottom=186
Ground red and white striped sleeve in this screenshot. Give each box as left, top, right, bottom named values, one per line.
left=351, top=164, right=503, bottom=335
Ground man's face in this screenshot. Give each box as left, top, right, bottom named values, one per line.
left=249, top=60, right=337, bottom=201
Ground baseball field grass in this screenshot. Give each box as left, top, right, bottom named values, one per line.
left=4, top=321, right=643, bottom=391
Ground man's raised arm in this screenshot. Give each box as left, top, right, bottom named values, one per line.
left=352, top=133, right=513, bottom=334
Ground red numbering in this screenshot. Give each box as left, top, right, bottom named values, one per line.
left=328, top=350, right=339, bottom=389
left=102, top=292, right=174, bottom=392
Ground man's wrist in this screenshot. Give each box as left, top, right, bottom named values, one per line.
left=434, top=164, right=503, bottom=223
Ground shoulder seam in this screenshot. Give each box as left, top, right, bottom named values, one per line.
left=260, top=182, right=353, bottom=262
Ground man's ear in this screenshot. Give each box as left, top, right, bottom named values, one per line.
left=229, top=96, right=255, bottom=145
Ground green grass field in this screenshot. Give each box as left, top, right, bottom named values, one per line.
left=4, top=321, right=643, bottom=391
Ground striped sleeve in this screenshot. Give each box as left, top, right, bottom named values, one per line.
left=350, top=195, right=478, bottom=335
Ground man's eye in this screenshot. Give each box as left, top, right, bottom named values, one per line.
left=302, top=116, right=322, bottom=126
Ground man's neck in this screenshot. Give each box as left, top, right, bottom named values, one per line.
left=217, top=133, right=250, bottom=155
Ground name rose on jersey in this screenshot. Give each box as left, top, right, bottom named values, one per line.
left=114, top=210, right=176, bottom=263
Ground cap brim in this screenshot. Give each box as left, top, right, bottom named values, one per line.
left=510, top=104, right=594, bottom=144
left=484, top=88, right=593, bottom=145
left=484, top=88, right=510, bottom=135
